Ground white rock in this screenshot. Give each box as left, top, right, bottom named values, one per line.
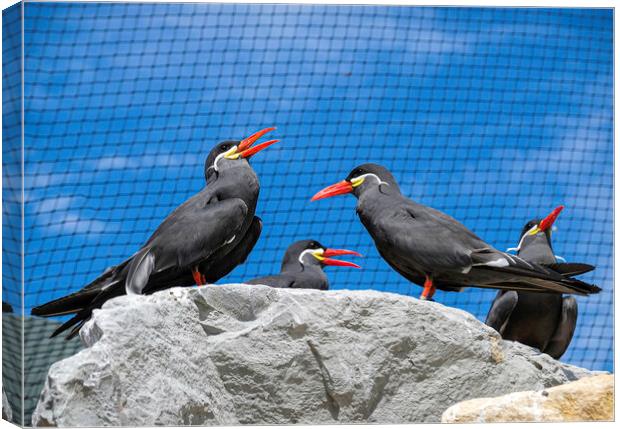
left=32, top=284, right=593, bottom=426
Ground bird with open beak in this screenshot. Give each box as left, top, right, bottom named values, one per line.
left=32, top=127, right=279, bottom=339
left=246, top=240, right=361, bottom=290
left=312, top=163, right=600, bottom=301
left=485, top=206, right=595, bottom=359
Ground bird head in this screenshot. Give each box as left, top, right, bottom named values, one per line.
left=311, top=163, right=400, bottom=201
left=205, top=127, right=278, bottom=180
left=282, top=240, right=362, bottom=270
left=522, top=205, right=564, bottom=237
left=510, top=205, right=564, bottom=252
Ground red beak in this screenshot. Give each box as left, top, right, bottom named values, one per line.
left=321, top=248, right=362, bottom=269
left=311, top=180, right=354, bottom=201
left=235, top=127, right=279, bottom=158
left=323, top=248, right=363, bottom=258
left=239, top=139, right=279, bottom=158
left=238, top=127, right=276, bottom=151
left=539, top=205, right=564, bottom=231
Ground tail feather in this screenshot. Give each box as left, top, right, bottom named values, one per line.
left=50, top=311, right=87, bottom=338
left=32, top=288, right=105, bottom=317
left=32, top=259, right=131, bottom=318
left=34, top=259, right=133, bottom=339
left=65, top=318, right=89, bottom=340
left=48, top=286, right=126, bottom=339
left=543, top=262, right=596, bottom=277
left=468, top=278, right=582, bottom=294
left=562, top=277, right=601, bottom=294
left=470, top=249, right=600, bottom=296
left=480, top=264, right=600, bottom=295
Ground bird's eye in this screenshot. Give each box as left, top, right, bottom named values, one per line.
left=221, top=144, right=231, bottom=151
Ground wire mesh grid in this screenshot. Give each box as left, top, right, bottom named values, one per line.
left=12, top=3, right=614, bottom=375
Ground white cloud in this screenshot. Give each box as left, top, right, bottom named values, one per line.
left=95, top=156, right=139, bottom=170
left=47, top=213, right=114, bottom=235
left=33, top=196, right=74, bottom=214
left=32, top=196, right=117, bottom=237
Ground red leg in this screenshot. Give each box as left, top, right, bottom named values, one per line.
left=420, top=275, right=436, bottom=301
left=192, top=266, right=204, bottom=286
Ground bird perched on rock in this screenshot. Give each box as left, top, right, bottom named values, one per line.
left=485, top=206, right=595, bottom=359
left=246, top=240, right=361, bottom=290
left=311, top=163, right=600, bottom=301
left=32, top=127, right=279, bottom=338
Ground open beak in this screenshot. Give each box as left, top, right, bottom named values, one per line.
left=538, top=205, right=564, bottom=232
left=311, top=180, right=354, bottom=201
left=314, top=248, right=362, bottom=268
left=228, top=127, right=279, bottom=159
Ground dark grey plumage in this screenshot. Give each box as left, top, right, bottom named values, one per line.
left=312, top=164, right=600, bottom=300
left=199, top=216, right=263, bottom=284
left=485, top=213, right=595, bottom=359
left=32, top=129, right=278, bottom=338
left=246, top=240, right=360, bottom=290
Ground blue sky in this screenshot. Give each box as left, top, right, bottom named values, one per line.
left=18, top=4, right=612, bottom=370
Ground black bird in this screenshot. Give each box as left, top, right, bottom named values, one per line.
left=311, top=164, right=600, bottom=300
left=246, top=240, right=361, bottom=290
left=485, top=206, right=595, bottom=359
left=32, top=128, right=279, bottom=338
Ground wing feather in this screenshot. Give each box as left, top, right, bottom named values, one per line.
left=149, top=197, right=249, bottom=273
left=365, top=198, right=488, bottom=274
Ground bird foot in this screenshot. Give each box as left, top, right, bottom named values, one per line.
left=420, top=275, right=436, bottom=301
left=192, top=268, right=206, bottom=286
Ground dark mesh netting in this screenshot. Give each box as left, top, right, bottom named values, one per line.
left=5, top=9, right=612, bottom=419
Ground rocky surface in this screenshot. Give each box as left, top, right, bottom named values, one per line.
left=33, top=284, right=594, bottom=426
left=442, top=373, right=613, bottom=422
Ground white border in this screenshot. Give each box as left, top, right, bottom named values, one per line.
left=0, top=1, right=615, bottom=429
